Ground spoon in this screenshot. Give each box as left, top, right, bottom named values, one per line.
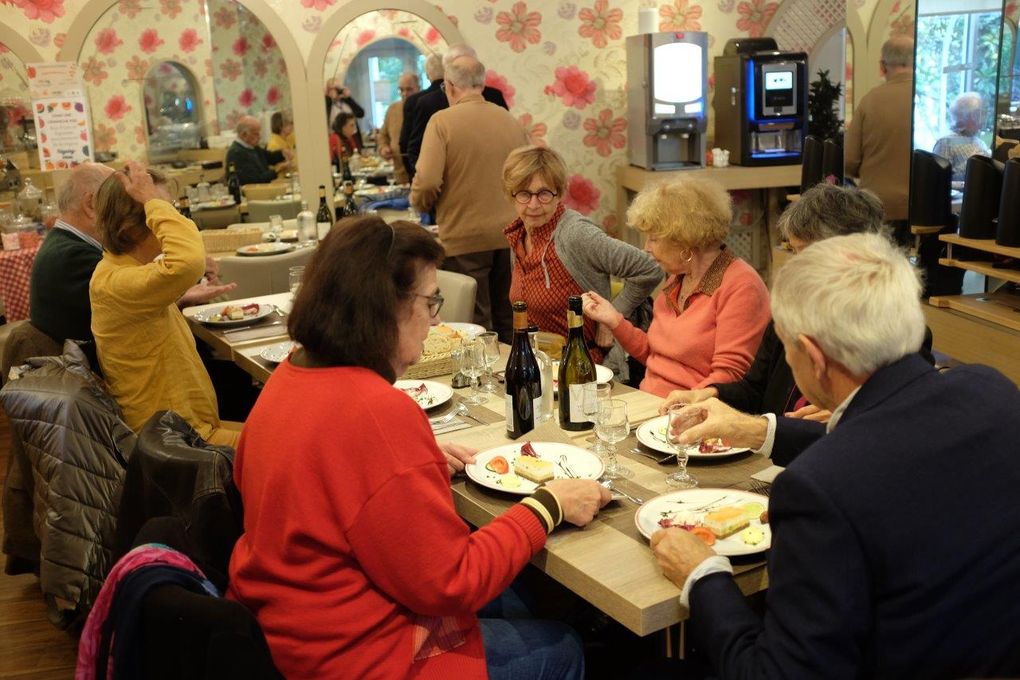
left=600, top=479, right=644, bottom=505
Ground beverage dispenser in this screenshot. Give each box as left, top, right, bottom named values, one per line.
left=626, top=32, right=708, bottom=170
left=713, top=38, right=808, bottom=166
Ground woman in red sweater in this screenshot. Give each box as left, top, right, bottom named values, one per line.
left=329, top=111, right=360, bottom=166
left=581, top=176, right=770, bottom=398
left=227, top=216, right=608, bottom=679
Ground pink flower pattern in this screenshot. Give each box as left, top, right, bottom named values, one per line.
left=356, top=30, right=376, bottom=48
left=425, top=27, right=441, bottom=45
left=13, top=0, right=64, bottom=23
left=233, top=37, right=249, bottom=56
left=659, top=0, right=703, bottom=31
left=104, top=95, right=132, bottom=121
left=577, top=0, right=622, bottom=49
left=81, top=57, right=108, bottom=86
left=266, top=86, right=280, bottom=106
left=544, top=65, right=596, bottom=110
left=94, top=123, right=117, bottom=151
left=485, top=70, right=516, bottom=109
left=252, top=57, right=268, bottom=77
left=159, top=0, right=181, bottom=19
left=238, top=89, right=255, bottom=108
left=495, top=1, right=542, bottom=53
left=261, top=34, right=275, bottom=51
left=219, top=59, right=242, bottom=81
left=213, top=6, right=235, bottom=29
left=95, top=28, right=123, bottom=54
left=118, top=0, right=141, bottom=18
left=178, top=28, right=202, bottom=53
left=582, top=108, right=626, bottom=157
left=563, top=175, right=600, bottom=215
left=138, top=29, right=164, bottom=54
left=301, top=0, right=335, bottom=9
left=518, top=113, right=547, bottom=146
left=735, top=0, right=778, bottom=37
left=125, top=55, right=149, bottom=80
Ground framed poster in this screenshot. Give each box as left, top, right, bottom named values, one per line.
left=26, top=62, right=94, bottom=170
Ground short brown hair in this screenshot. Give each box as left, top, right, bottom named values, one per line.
left=502, top=145, right=567, bottom=198
left=288, top=216, right=444, bottom=382
left=626, top=176, right=731, bottom=251
left=94, top=167, right=173, bottom=255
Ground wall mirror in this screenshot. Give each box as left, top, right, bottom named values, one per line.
left=75, top=0, right=292, bottom=163
left=0, top=43, right=31, bottom=156
left=994, top=1, right=1020, bottom=143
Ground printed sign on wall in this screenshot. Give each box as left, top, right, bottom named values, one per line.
left=26, top=62, right=94, bottom=170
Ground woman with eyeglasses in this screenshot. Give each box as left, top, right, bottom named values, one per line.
left=228, top=215, right=608, bottom=680
left=501, top=146, right=660, bottom=365
left=581, top=176, right=770, bottom=397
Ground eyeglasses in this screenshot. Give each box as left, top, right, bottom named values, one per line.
left=418, top=292, right=444, bottom=318
left=512, top=189, right=558, bottom=205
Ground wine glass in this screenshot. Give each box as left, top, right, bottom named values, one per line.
left=582, top=382, right=612, bottom=454
left=454, top=340, right=486, bottom=406
left=665, top=404, right=704, bottom=488
left=288, top=266, right=304, bottom=298
left=477, top=331, right=500, bottom=394
left=596, top=399, right=631, bottom=480
left=269, top=214, right=284, bottom=241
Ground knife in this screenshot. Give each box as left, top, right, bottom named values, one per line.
left=222, top=320, right=286, bottom=335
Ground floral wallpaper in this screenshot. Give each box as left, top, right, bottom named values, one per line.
left=324, top=9, right=448, bottom=85
left=0, top=0, right=842, bottom=234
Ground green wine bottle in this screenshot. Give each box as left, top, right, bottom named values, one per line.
left=559, top=295, right=596, bottom=431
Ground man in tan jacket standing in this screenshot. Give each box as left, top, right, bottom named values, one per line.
left=378, top=72, right=419, bottom=185
left=411, top=56, right=528, bottom=341
left=844, top=37, right=914, bottom=243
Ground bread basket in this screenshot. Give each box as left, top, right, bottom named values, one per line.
left=201, top=227, right=264, bottom=254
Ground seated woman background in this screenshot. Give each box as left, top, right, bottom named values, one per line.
left=90, top=162, right=243, bottom=447
left=329, top=111, right=361, bottom=166
left=933, top=92, right=991, bottom=186
left=502, top=146, right=661, bottom=368
left=581, top=176, right=770, bottom=398
left=228, top=216, right=608, bottom=679
left=267, top=111, right=295, bottom=176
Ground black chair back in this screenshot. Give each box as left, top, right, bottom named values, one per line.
left=909, top=150, right=953, bottom=227
left=800, top=135, right=824, bottom=194
left=959, top=155, right=1004, bottom=239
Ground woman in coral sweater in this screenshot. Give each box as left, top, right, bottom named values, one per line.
left=581, top=176, right=770, bottom=398
left=227, top=217, right=608, bottom=679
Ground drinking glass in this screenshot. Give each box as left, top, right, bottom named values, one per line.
left=288, top=266, right=304, bottom=297
left=269, top=214, right=284, bottom=241
left=582, top=382, right=613, bottom=454
left=454, top=340, right=486, bottom=406
left=596, top=399, right=631, bottom=480
left=665, top=404, right=704, bottom=488
left=477, top=331, right=500, bottom=394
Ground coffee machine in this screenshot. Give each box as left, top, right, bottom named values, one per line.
left=713, top=38, right=808, bottom=166
left=626, top=31, right=708, bottom=170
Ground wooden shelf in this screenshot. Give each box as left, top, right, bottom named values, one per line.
left=928, top=293, right=1020, bottom=333
left=940, top=233, right=1020, bottom=259
left=937, top=258, right=1020, bottom=285
left=617, top=164, right=801, bottom=193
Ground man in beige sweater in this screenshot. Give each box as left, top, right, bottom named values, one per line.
left=411, top=56, right=528, bottom=341
left=378, top=72, right=419, bottom=185
left=844, top=37, right=913, bottom=242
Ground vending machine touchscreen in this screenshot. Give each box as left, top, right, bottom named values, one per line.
left=760, top=64, right=798, bottom=117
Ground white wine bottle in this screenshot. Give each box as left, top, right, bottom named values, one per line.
left=558, top=295, right=596, bottom=431
left=505, top=301, right=542, bottom=439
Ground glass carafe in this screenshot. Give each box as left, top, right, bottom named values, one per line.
left=527, top=327, right=554, bottom=424
left=17, top=177, right=42, bottom=220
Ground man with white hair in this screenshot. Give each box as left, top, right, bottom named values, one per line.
left=402, top=45, right=508, bottom=182
left=650, top=232, right=1020, bottom=678
left=226, top=115, right=292, bottom=185
left=377, top=72, right=419, bottom=185
left=845, top=37, right=914, bottom=242
left=933, top=91, right=992, bottom=184
left=412, top=56, right=527, bottom=340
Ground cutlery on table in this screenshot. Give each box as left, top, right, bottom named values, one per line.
left=599, top=479, right=644, bottom=505
left=222, top=320, right=286, bottom=335
left=557, top=454, right=578, bottom=479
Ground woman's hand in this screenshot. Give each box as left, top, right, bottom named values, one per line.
left=658, top=387, right=718, bottom=415
left=118, top=161, right=162, bottom=205
left=544, top=479, right=611, bottom=526
left=580, top=291, right=623, bottom=330
left=439, top=442, right=477, bottom=478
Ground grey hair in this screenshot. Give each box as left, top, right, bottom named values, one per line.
left=949, top=92, right=984, bottom=135
left=424, top=53, right=444, bottom=81
left=235, top=116, right=259, bottom=136
left=771, top=232, right=925, bottom=376
left=881, top=37, right=913, bottom=68
left=445, top=56, right=485, bottom=89
left=442, top=44, right=477, bottom=69
left=779, top=184, right=888, bottom=244
left=57, top=162, right=113, bottom=213
left=400, top=72, right=421, bottom=88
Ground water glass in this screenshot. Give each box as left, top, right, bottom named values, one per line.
left=665, top=404, right=704, bottom=488
left=288, top=266, right=304, bottom=297
left=477, top=331, right=500, bottom=393
left=583, top=382, right=613, bottom=454
left=453, top=340, right=486, bottom=406
left=596, top=399, right=631, bottom=480
left=269, top=214, right=284, bottom=240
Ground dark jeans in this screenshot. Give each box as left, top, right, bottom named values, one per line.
left=443, top=249, right=512, bottom=343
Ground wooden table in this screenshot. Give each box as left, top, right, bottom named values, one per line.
left=181, top=292, right=292, bottom=360
left=204, top=330, right=773, bottom=636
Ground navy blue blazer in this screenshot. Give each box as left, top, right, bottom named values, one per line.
left=689, top=354, right=1020, bottom=679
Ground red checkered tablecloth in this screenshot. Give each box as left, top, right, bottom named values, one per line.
left=0, top=244, right=41, bottom=322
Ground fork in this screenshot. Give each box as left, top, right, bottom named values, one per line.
left=600, top=479, right=644, bottom=505
left=557, top=454, right=578, bottom=479
left=748, top=480, right=772, bottom=497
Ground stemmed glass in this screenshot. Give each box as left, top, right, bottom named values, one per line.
left=583, top=382, right=612, bottom=454
left=454, top=340, right=486, bottom=406
left=665, top=404, right=703, bottom=488
left=477, top=331, right=500, bottom=394
left=596, top=398, right=631, bottom=480
left=269, top=214, right=284, bottom=241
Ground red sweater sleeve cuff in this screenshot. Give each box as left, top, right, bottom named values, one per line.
left=501, top=504, right=549, bottom=552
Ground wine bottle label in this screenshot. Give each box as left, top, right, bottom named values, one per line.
left=567, top=382, right=594, bottom=423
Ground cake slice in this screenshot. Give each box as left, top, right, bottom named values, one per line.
left=702, top=506, right=751, bottom=538
left=513, top=456, right=555, bottom=483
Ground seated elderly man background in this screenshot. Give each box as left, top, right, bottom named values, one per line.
left=933, top=91, right=991, bottom=186
left=651, top=232, right=1020, bottom=678
left=89, top=162, right=243, bottom=448
left=226, top=115, right=292, bottom=186
left=581, top=176, right=770, bottom=397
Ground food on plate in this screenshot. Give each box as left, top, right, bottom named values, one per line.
left=513, top=456, right=554, bottom=483
left=688, top=526, right=717, bottom=546
left=740, top=526, right=766, bottom=546
left=486, top=455, right=509, bottom=475
left=702, top=506, right=751, bottom=538
left=208, top=303, right=259, bottom=323
left=498, top=472, right=521, bottom=489
left=759, top=510, right=769, bottom=524
left=421, top=324, right=469, bottom=358
left=519, top=441, right=539, bottom=458
left=399, top=383, right=436, bottom=407
left=741, top=501, right=766, bottom=521
left=698, top=437, right=731, bottom=453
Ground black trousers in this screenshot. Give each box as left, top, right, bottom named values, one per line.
left=443, top=249, right=513, bottom=343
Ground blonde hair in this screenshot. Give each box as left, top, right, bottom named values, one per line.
left=95, top=168, right=173, bottom=255
left=626, top=176, right=731, bottom=250
left=502, top=145, right=567, bottom=198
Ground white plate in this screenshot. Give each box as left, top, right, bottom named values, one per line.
left=635, top=488, right=771, bottom=556
left=191, top=303, right=275, bottom=327
left=443, top=322, right=486, bottom=338
left=393, top=379, right=454, bottom=410
left=635, top=415, right=750, bottom=459
left=236, top=242, right=295, bottom=256
left=465, top=442, right=605, bottom=496
left=259, top=341, right=296, bottom=364
left=550, top=362, right=614, bottom=393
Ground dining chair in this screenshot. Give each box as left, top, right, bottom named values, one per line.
left=246, top=199, right=301, bottom=223
left=226, top=219, right=297, bottom=233
left=192, top=205, right=242, bottom=230
left=240, top=183, right=287, bottom=201
left=217, top=246, right=315, bottom=300
left=436, top=270, right=477, bottom=324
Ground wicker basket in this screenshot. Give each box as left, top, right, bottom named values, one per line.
left=202, top=228, right=263, bottom=253
left=401, top=353, right=454, bottom=380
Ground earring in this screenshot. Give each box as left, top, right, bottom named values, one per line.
left=683, top=249, right=694, bottom=263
